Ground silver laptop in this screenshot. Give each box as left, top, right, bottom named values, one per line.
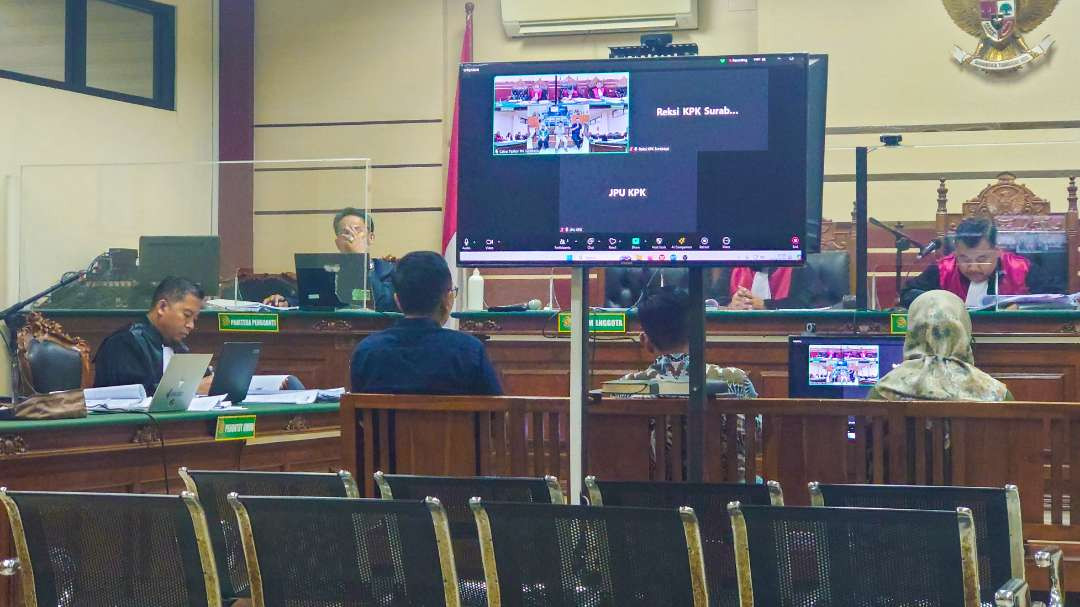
left=148, top=353, right=213, bottom=412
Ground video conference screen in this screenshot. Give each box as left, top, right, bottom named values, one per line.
left=788, top=336, right=906, bottom=399
left=457, top=54, right=827, bottom=267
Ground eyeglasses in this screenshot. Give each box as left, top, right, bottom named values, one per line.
left=449, top=286, right=459, bottom=298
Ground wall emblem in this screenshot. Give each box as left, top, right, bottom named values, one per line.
left=943, top=0, right=1059, bottom=71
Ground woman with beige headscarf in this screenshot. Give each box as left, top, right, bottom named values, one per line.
left=870, top=290, right=1011, bottom=401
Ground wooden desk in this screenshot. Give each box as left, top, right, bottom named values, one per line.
left=458, top=309, right=1080, bottom=402
left=0, top=402, right=342, bottom=607
left=341, top=394, right=1080, bottom=592
left=41, top=308, right=1080, bottom=402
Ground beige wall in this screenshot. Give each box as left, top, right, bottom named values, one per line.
left=255, top=0, right=1079, bottom=270
left=0, top=0, right=214, bottom=394
left=252, top=0, right=758, bottom=271
left=759, top=0, right=1080, bottom=222
left=253, top=0, right=448, bottom=270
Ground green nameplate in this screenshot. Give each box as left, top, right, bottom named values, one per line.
left=215, top=415, right=256, bottom=441
left=556, top=312, right=627, bottom=334
left=218, top=313, right=279, bottom=333
left=351, top=288, right=371, bottom=305
left=890, top=313, right=908, bottom=335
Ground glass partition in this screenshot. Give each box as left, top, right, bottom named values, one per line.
left=831, top=133, right=1080, bottom=310
left=14, top=158, right=370, bottom=310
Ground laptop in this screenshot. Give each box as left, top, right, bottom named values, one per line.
left=208, top=342, right=262, bottom=403
left=147, top=353, right=214, bottom=412
left=294, top=253, right=370, bottom=310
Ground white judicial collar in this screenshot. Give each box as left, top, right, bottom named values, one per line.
left=965, top=280, right=989, bottom=308
left=750, top=270, right=772, bottom=300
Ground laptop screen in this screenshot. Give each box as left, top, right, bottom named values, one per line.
left=788, top=335, right=905, bottom=399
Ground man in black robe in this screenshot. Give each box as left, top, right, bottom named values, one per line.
left=93, top=277, right=212, bottom=394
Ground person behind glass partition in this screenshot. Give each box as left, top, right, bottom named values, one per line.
left=899, top=217, right=1062, bottom=308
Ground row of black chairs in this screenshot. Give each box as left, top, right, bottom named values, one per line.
left=0, top=471, right=1066, bottom=607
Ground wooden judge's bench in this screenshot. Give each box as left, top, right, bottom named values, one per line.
left=35, top=307, right=1080, bottom=404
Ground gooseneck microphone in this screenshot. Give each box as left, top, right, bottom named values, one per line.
left=917, top=239, right=942, bottom=259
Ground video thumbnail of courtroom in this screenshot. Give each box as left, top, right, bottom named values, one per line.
left=5, top=1, right=1080, bottom=605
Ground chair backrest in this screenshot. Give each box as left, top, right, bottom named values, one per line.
left=179, top=468, right=358, bottom=601
left=15, top=312, right=90, bottom=394
left=809, top=482, right=1022, bottom=605
left=804, top=251, right=851, bottom=306
left=586, top=478, right=781, bottom=607
left=376, top=472, right=563, bottom=606
left=0, top=488, right=220, bottom=607
left=936, top=172, right=1079, bottom=292
left=730, top=503, right=980, bottom=607
left=471, top=499, right=709, bottom=607
left=229, top=495, right=460, bottom=607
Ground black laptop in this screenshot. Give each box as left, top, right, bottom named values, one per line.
left=208, top=342, right=262, bottom=403
left=294, top=253, right=370, bottom=310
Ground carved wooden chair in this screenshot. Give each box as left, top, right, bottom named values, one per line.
left=935, top=172, right=1080, bottom=292
left=15, top=312, right=91, bottom=395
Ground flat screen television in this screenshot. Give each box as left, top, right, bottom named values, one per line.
left=456, top=53, right=827, bottom=267
left=788, top=335, right=906, bottom=399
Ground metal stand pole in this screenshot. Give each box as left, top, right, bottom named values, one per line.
left=569, top=267, right=590, bottom=504
left=855, top=147, right=869, bottom=310
left=687, top=266, right=705, bottom=482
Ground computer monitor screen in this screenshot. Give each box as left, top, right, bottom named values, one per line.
left=788, top=335, right=906, bottom=399
left=139, top=236, right=220, bottom=296
left=457, top=53, right=826, bottom=267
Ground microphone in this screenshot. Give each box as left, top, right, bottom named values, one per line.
left=917, top=239, right=942, bottom=259
left=487, top=299, right=542, bottom=312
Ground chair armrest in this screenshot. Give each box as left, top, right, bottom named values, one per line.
left=0, top=558, right=19, bottom=576
left=995, top=577, right=1031, bottom=607
left=1034, top=545, right=1065, bottom=607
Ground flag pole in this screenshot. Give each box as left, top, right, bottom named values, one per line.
left=443, top=2, right=474, bottom=327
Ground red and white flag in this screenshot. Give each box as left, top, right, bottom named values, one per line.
left=442, top=3, right=474, bottom=325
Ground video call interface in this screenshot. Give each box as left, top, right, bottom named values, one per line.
left=457, top=54, right=816, bottom=266
left=789, top=337, right=905, bottom=399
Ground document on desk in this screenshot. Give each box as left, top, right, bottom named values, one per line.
left=187, top=395, right=247, bottom=411
left=975, top=293, right=1080, bottom=310
left=247, top=375, right=297, bottom=394
left=243, top=390, right=319, bottom=405
left=84, top=385, right=149, bottom=411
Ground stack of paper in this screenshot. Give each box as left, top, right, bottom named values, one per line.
left=242, top=375, right=344, bottom=404
left=976, top=293, right=1080, bottom=310
left=204, top=298, right=298, bottom=312
left=84, top=385, right=246, bottom=412
left=85, top=384, right=148, bottom=411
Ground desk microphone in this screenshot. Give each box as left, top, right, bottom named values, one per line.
left=488, top=299, right=542, bottom=312
left=917, top=239, right=942, bottom=259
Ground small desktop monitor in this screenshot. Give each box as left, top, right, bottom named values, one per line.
left=788, top=335, right=906, bottom=399
left=139, top=236, right=221, bottom=296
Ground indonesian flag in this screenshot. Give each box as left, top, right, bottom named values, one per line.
left=443, top=3, right=474, bottom=326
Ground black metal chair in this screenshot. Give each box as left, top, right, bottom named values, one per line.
left=375, top=472, right=564, bottom=606
left=809, top=482, right=1059, bottom=607
left=229, top=494, right=460, bottom=607
left=729, top=503, right=995, bottom=607
left=585, top=477, right=782, bottom=607
left=179, top=468, right=359, bottom=601
left=0, top=488, right=221, bottom=607
left=470, top=499, right=709, bottom=607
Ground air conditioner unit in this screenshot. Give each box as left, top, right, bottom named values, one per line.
left=500, top=0, right=698, bottom=38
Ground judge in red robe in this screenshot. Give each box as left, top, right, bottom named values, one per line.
left=899, top=217, right=1061, bottom=308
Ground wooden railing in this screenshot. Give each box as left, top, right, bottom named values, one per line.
left=342, top=394, right=1080, bottom=590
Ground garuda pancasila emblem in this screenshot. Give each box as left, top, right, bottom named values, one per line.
left=943, top=0, right=1059, bottom=71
